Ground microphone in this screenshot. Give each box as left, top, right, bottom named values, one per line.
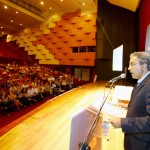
left=109, top=73, right=126, bottom=83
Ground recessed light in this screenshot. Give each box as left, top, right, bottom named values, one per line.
left=2, top=32, right=5, bottom=34
left=40, top=1, right=44, bottom=5
left=20, top=23, right=22, bottom=26
left=1, top=26, right=3, bottom=29
left=60, top=0, right=63, bottom=2
left=82, top=3, right=85, bottom=6
left=49, top=7, right=52, bottom=10
left=16, top=11, right=19, bottom=14
left=11, top=20, right=13, bottom=23
left=4, top=5, right=8, bottom=9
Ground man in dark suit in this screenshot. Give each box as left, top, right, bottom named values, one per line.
left=110, top=52, right=150, bottom=150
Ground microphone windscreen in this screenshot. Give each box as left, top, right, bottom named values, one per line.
left=121, top=73, right=126, bottom=79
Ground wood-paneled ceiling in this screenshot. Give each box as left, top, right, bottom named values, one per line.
left=0, top=0, right=141, bottom=37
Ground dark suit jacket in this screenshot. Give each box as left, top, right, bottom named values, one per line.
left=121, top=74, right=150, bottom=150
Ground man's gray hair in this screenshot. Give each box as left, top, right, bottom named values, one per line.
left=130, top=52, right=150, bottom=71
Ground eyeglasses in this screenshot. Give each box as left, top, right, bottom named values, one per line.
left=129, top=62, right=147, bottom=67
left=129, top=62, right=141, bottom=67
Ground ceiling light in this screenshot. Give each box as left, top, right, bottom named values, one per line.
left=4, top=5, right=8, bottom=9
left=82, top=3, right=85, bottom=6
left=49, top=7, right=52, bottom=10
left=11, top=20, right=13, bottom=23
left=16, top=11, right=19, bottom=14
left=1, top=27, right=3, bottom=29
left=40, top=1, right=44, bottom=5
left=20, top=24, right=22, bottom=26
left=2, top=32, right=5, bottom=35
left=60, top=0, right=63, bottom=2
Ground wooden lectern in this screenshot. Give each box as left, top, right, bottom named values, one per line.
left=69, top=105, right=125, bottom=150
left=69, top=85, right=132, bottom=150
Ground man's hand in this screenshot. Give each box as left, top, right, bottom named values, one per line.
left=109, top=117, right=122, bottom=128
left=117, top=102, right=128, bottom=109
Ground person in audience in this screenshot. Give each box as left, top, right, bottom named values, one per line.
left=19, top=87, right=30, bottom=106
left=51, top=81, right=57, bottom=97
left=0, top=90, right=9, bottom=114
left=7, top=90, right=22, bottom=110
left=26, top=85, right=37, bottom=104
left=110, top=52, right=150, bottom=150
left=44, top=82, right=52, bottom=97
left=0, top=62, right=79, bottom=116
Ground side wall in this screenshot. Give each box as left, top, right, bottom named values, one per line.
left=96, top=0, right=138, bottom=83
left=138, top=0, right=150, bottom=51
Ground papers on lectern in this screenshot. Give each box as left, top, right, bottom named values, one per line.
left=88, top=98, right=126, bottom=118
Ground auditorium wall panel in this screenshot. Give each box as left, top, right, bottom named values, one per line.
left=7, top=10, right=96, bottom=66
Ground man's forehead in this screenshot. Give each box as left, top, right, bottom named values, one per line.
left=130, top=56, right=138, bottom=62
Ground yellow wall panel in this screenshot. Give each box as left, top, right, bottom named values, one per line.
left=35, top=53, right=44, bottom=59
left=29, top=36, right=37, bottom=41
left=18, top=42, right=26, bottom=48
left=39, top=59, right=59, bottom=65
left=24, top=46, right=30, bottom=51
left=8, top=11, right=96, bottom=66
left=37, top=44, right=44, bottom=50
left=29, top=47, right=38, bottom=54
left=69, top=16, right=80, bottom=24
left=6, top=34, right=14, bottom=42
left=43, top=29, right=50, bottom=34
left=28, top=50, right=36, bottom=55
left=34, top=31, right=42, bottom=36
left=48, top=23, right=56, bottom=29
left=50, top=15, right=61, bottom=23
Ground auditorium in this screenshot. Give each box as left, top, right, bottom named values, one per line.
left=0, top=0, right=150, bottom=150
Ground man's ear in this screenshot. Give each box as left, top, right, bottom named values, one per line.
left=143, top=63, right=148, bottom=70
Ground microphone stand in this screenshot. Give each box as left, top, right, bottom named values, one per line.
left=79, top=81, right=115, bottom=150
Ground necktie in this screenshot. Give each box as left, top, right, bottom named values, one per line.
left=128, top=83, right=139, bottom=107
left=134, top=82, right=139, bottom=89
left=131, top=82, right=139, bottom=96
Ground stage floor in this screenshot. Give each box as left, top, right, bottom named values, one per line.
left=0, top=81, right=109, bottom=150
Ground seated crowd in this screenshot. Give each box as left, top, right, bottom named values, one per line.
left=0, top=62, right=77, bottom=115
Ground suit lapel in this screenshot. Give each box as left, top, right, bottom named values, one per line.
left=128, top=74, right=150, bottom=107
left=131, top=82, right=144, bottom=98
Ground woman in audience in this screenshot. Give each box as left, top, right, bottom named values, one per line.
left=7, top=90, right=22, bottom=110
left=0, top=62, right=77, bottom=115
left=0, top=90, right=9, bottom=114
